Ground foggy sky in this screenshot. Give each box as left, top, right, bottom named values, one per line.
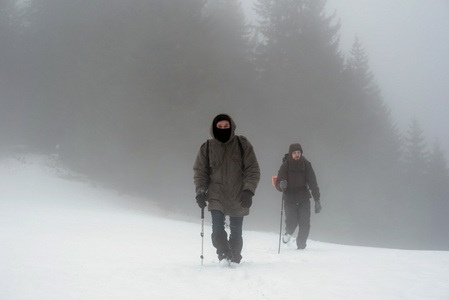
left=245, top=0, right=449, bottom=157
left=325, top=0, right=449, bottom=158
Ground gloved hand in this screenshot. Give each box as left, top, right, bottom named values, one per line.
left=315, top=200, right=322, bottom=214
left=196, top=192, right=207, bottom=209
left=279, top=180, right=288, bottom=192
left=240, top=190, right=254, bottom=208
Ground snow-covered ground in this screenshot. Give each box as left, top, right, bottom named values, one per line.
left=1, top=155, right=448, bottom=300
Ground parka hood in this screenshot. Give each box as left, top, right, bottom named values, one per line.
left=210, top=113, right=236, bottom=142
left=289, top=143, right=303, bottom=155
left=288, top=143, right=304, bottom=168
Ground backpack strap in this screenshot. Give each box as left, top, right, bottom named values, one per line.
left=206, top=140, right=211, bottom=175
left=236, top=136, right=245, bottom=171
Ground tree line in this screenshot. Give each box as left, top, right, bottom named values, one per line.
left=1, top=0, right=448, bottom=249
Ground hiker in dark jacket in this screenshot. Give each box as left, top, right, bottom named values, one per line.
left=275, top=143, right=321, bottom=250
left=193, top=114, right=260, bottom=263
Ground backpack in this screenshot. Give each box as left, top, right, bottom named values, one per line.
left=282, top=153, right=289, bottom=164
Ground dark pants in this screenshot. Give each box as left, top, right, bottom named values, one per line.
left=284, top=200, right=311, bottom=249
left=211, top=210, right=244, bottom=262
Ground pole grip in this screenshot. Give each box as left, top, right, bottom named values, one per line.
left=201, top=207, right=204, bottom=219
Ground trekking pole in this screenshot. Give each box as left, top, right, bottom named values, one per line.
left=200, top=207, right=205, bottom=265
left=278, top=196, right=284, bottom=254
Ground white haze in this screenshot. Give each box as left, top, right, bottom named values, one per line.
left=1, top=154, right=448, bottom=300
left=244, top=0, right=449, bottom=156
left=326, top=0, right=449, bottom=156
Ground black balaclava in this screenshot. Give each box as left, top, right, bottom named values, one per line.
left=213, top=114, right=232, bottom=143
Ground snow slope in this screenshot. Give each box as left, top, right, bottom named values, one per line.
left=1, top=155, right=448, bottom=300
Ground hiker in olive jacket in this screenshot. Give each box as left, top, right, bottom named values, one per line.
left=193, top=114, right=260, bottom=263
left=275, top=143, right=321, bottom=250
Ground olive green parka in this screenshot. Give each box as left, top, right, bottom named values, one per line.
left=193, top=114, right=260, bottom=217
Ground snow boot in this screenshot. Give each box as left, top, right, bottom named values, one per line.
left=297, top=240, right=307, bottom=250
left=212, top=232, right=233, bottom=261
left=229, top=235, right=243, bottom=264
left=283, top=233, right=292, bottom=244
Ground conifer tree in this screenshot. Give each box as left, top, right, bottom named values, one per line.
left=343, top=37, right=401, bottom=175
left=345, top=37, right=375, bottom=94
left=199, top=0, right=254, bottom=101
left=427, top=139, right=449, bottom=200
left=403, top=118, right=429, bottom=182
left=255, top=0, right=341, bottom=79
left=427, top=139, right=449, bottom=247
left=253, top=0, right=343, bottom=125
left=401, top=119, right=449, bottom=247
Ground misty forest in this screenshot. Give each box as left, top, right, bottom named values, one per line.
left=1, top=0, right=448, bottom=250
